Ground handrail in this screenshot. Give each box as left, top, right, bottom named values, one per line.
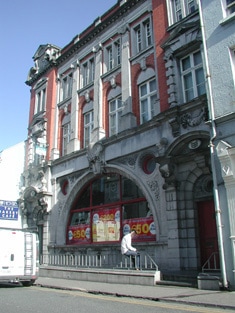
left=40, top=252, right=158, bottom=271
left=202, top=252, right=220, bottom=272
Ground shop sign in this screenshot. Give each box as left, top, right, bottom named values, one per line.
left=0, top=202, right=18, bottom=220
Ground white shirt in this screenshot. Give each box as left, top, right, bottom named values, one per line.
left=121, top=233, right=136, bottom=254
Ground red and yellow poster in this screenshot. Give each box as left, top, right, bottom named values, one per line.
left=122, top=216, right=156, bottom=241
left=67, top=224, right=91, bottom=244
left=92, top=208, right=120, bottom=242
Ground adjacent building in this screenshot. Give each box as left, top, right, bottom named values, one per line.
left=20, top=0, right=235, bottom=288
left=198, top=0, right=235, bottom=289
left=0, top=142, right=25, bottom=229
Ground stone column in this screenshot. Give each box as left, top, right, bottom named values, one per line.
left=68, top=64, right=80, bottom=152
left=119, top=26, right=136, bottom=131
left=91, top=44, right=105, bottom=142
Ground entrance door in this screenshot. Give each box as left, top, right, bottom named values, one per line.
left=197, top=200, right=219, bottom=268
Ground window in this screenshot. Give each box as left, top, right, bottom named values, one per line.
left=60, top=73, right=73, bottom=101
left=227, top=0, right=235, bottom=14
left=67, top=174, right=156, bottom=245
left=180, top=50, right=206, bottom=102
left=35, top=88, right=46, bottom=114
left=62, top=114, right=71, bottom=156
left=139, top=78, right=157, bottom=124
left=167, top=0, right=198, bottom=25
left=81, top=58, right=95, bottom=88
left=84, top=111, right=94, bottom=147
left=105, top=39, right=121, bottom=72
left=133, top=19, right=152, bottom=55
left=109, top=97, right=124, bottom=136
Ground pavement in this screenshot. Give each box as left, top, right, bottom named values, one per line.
left=35, top=276, right=235, bottom=311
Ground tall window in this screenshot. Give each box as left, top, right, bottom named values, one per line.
left=60, top=73, right=73, bottom=101
left=139, top=79, right=157, bottom=124
left=167, top=0, right=197, bottom=25
left=105, top=39, right=121, bottom=72
left=180, top=50, right=206, bottom=102
left=62, top=114, right=71, bottom=156
left=226, top=0, right=235, bottom=14
left=84, top=111, right=94, bottom=147
left=133, top=19, right=152, bottom=55
left=109, top=97, right=124, bottom=136
left=35, top=88, right=46, bottom=114
left=81, top=58, right=95, bottom=88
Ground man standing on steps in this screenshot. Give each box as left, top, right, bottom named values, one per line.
left=121, top=230, right=140, bottom=270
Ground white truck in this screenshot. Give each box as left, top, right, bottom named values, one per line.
left=0, top=228, right=39, bottom=286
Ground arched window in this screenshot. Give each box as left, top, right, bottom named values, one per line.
left=67, top=174, right=156, bottom=245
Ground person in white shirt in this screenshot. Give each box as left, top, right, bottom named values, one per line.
left=121, top=230, right=140, bottom=270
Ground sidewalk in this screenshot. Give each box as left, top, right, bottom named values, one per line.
left=35, top=276, right=235, bottom=311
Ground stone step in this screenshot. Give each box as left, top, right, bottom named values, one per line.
left=39, top=266, right=161, bottom=286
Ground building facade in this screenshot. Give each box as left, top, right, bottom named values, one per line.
left=198, top=0, right=235, bottom=289
left=20, top=0, right=234, bottom=287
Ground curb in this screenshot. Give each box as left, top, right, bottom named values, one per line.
left=35, top=282, right=235, bottom=311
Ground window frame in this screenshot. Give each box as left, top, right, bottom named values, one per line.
left=180, top=50, right=206, bottom=103
left=109, top=96, right=124, bottom=136
left=81, top=57, right=95, bottom=88
left=35, top=87, right=46, bottom=115
left=139, top=78, right=157, bottom=124
left=84, top=110, right=94, bottom=147
left=60, top=73, right=73, bottom=102
left=104, top=39, right=121, bottom=72
left=62, top=114, right=71, bottom=156
left=132, top=18, right=153, bottom=55
left=226, top=0, right=235, bottom=14
left=166, top=0, right=198, bottom=25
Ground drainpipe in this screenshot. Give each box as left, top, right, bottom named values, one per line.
left=198, top=0, right=228, bottom=289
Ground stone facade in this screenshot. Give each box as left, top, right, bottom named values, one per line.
left=20, top=0, right=234, bottom=287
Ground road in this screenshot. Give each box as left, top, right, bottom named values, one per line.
left=0, top=284, right=229, bottom=313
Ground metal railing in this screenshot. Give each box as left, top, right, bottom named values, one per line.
left=40, top=252, right=158, bottom=271
left=202, top=252, right=220, bottom=272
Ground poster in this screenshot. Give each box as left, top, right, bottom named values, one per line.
left=92, top=207, right=120, bottom=242
left=122, top=216, right=156, bottom=241
left=67, top=224, right=91, bottom=244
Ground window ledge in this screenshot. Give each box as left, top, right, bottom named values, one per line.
left=219, top=12, right=235, bottom=25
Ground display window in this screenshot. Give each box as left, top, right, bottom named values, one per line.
left=67, top=174, right=156, bottom=245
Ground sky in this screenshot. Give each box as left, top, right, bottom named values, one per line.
left=0, top=0, right=117, bottom=152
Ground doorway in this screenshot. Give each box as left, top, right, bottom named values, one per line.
left=197, top=200, right=219, bottom=268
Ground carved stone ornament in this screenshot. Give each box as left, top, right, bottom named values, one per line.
left=87, top=142, right=104, bottom=174
left=181, top=108, right=206, bottom=129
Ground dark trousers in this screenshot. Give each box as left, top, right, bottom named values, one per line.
left=124, top=250, right=140, bottom=269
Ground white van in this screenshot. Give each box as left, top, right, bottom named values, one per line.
left=0, top=228, right=39, bottom=286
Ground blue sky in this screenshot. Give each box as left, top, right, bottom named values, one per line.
left=0, top=0, right=116, bottom=152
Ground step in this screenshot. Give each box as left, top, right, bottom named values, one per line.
left=39, top=266, right=161, bottom=286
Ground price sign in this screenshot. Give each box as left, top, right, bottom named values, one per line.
left=123, top=217, right=156, bottom=241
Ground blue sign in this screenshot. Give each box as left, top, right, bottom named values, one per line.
left=0, top=200, right=19, bottom=220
